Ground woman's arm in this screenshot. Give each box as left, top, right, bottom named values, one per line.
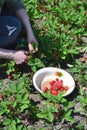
left=0, top=48, right=15, bottom=59
left=0, top=48, right=28, bottom=64
left=15, top=8, right=38, bottom=53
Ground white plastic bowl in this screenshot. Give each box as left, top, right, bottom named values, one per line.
left=32, top=67, right=75, bottom=97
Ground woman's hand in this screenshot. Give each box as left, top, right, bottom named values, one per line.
left=28, top=34, right=38, bottom=53
left=13, top=50, right=28, bottom=64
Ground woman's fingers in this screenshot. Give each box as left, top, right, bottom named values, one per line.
left=28, top=43, right=38, bottom=53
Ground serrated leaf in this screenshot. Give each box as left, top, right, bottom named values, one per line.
left=31, top=65, right=37, bottom=72
left=20, top=104, right=29, bottom=112
left=47, top=112, right=54, bottom=122
left=16, top=81, right=24, bottom=92
left=9, top=82, right=16, bottom=92
left=3, top=118, right=11, bottom=125
left=0, top=102, right=7, bottom=115
left=7, top=123, right=16, bottom=130
left=22, top=93, right=29, bottom=101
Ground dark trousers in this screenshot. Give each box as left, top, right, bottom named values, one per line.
left=0, top=16, right=22, bottom=49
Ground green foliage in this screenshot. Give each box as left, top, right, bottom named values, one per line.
left=68, top=59, right=87, bottom=87
left=37, top=103, right=56, bottom=122
left=27, top=56, right=45, bottom=72
left=24, top=0, right=87, bottom=61
left=38, top=92, right=74, bottom=123
left=0, top=76, right=31, bottom=129
left=0, top=61, right=16, bottom=75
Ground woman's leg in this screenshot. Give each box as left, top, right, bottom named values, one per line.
left=0, top=16, right=22, bottom=49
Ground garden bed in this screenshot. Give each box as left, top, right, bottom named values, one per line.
left=0, top=0, right=87, bottom=129
left=0, top=55, right=87, bottom=130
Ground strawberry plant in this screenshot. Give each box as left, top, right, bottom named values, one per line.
left=38, top=92, right=74, bottom=123
left=27, top=56, right=44, bottom=72
left=0, top=76, right=37, bottom=130
left=0, top=60, right=16, bottom=76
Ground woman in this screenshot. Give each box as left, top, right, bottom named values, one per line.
left=0, top=0, right=38, bottom=64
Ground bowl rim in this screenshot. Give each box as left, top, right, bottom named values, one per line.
left=33, top=67, right=75, bottom=97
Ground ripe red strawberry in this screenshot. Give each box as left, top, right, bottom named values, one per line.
left=42, top=87, right=48, bottom=92
left=60, top=80, right=63, bottom=83
left=84, top=11, right=87, bottom=15
left=63, top=86, right=69, bottom=91
left=8, top=75, right=13, bottom=79
left=60, top=87, right=65, bottom=92
left=52, top=83, right=59, bottom=90
left=50, top=90, right=58, bottom=95
left=49, top=80, right=55, bottom=86
left=56, top=78, right=59, bottom=81
left=55, top=81, right=62, bottom=90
